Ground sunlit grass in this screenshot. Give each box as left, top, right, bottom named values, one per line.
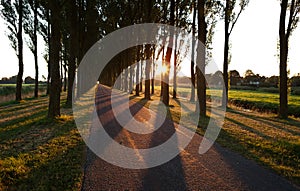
left=0, top=93, right=84, bottom=190
left=131, top=89, right=300, bottom=185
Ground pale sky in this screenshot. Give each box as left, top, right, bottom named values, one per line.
left=212, top=0, right=300, bottom=77
left=0, top=0, right=299, bottom=80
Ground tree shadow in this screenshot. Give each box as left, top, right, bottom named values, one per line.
left=227, top=108, right=300, bottom=136
left=141, top=105, right=187, bottom=190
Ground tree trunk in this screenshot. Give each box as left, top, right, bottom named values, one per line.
left=196, top=0, right=207, bottom=117
left=145, top=44, right=151, bottom=100
left=173, top=35, right=178, bottom=99
left=46, top=8, right=51, bottom=95
left=160, top=46, right=164, bottom=96
left=279, top=0, right=288, bottom=119
left=135, top=46, right=140, bottom=96
left=140, top=60, right=143, bottom=92
left=84, top=0, right=98, bottom=54
left=16, top=0, right=24, bottom=102
left=63, top=62, right=67, bottom=92
left=190, top=0, right=196, bottom=102
left=151, top=47, right=155, bottom=94
left=48, top=1, right=61, bottom=118
left=163, top=0, right=175, bottom=106
left=222, top=0, right=230, bottom=107
left=34, top=0, right=39, bottom=98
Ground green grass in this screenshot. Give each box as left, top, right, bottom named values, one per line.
left=0, top=94, right=84, bottom=190
left=0, top=84, right=47, bottom=96
left=163, top=85, right=300, bottom=117
left=130, top=90, right=300, bottom=186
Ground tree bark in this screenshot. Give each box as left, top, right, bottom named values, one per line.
left=279, top=0, right=288, bottom=118
left=196, top=0, right=207, bottom=117
left=34, top=0, right=39, bottom=98
left=46, top=8, right=51, bottom=95
left=151, top=47, right=155, bottom=94
left=48, top=1, right=61, bottom=118
left=145, top=44, right=151, bottom=100
left=163, top=0, right=175, bottom=106
left=222, top=0, right=230, bottom=107
left=160, top=46, right=165, bottom=96
left=190, top=0, right=196, bottom=102
left=16, top=0, right=24, bottom=102
left=173, top=37, right=178, bottom=99
left=135, top=46, right=140, bottom=96
left=140, top=60, right=143, bottom=92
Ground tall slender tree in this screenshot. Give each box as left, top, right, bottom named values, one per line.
left=222, top=0, right=249, bottom=107
left=66, top=0, right=78, bottom=106
left=163, top=0, right=175, bottom=106
left=196, top=0, right=207, bottom=117
left=190, top=0, right=197, bottom=102
left=1, top=0, right=26, bottom=101
left=279, top=0, right=300, bottom=118
left=24, top=0, right=39, bottom=98
left=48, top=0, right=62, bottom=118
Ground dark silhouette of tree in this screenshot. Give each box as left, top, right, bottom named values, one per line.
left=279, top=0, right=300, bottom=118
left=1, top=0, right=26, bottom=101
left=172, top=0, right=190, bottom=99
left=196, top=0, right=207, bottom=117
left=163, top=0, right=175, bottom=106
left=24, top=0, right=39, bottom=98
left=38, top=0, right=51, bottom=95
left=190, top=0, right=197, bottom=102
left=48, top=0, right=62, bottom=118
left=66, top=0, right=79, bottom=106
left=222, top=0, right=249, bottom=107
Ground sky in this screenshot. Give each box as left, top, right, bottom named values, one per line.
left=211, top=0, right=300, bottom=77
left=0, top=0, right=299, bottom=80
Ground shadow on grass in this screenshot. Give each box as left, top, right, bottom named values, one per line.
left=0, top=94, right=84, bottom=190
left=228, top=108, right=300, bottom=136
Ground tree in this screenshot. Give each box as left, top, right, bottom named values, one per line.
left=144, top=0, right=155, bottom=100
left=66, top=0, right=78, bottom=106
left=244, top=69, right=255, bottom=77
left=162, top=0, right=175, bottom=106
left=190, top=0, right=197, bottom=102
left=1, top=0, right=26, bottom=101
left=196, top=0, right=207, bottom=117
left=279, top=0, right=300, bottom=118
left=222, top=0, right=249, bottom=107
left=24, top=0, right=39, bottom=98
left=38, top=0, right=51, bottom=95
left=48, top=0, right=62, bottom=118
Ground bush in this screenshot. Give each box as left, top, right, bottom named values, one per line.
left=259, top=87, right=279, bottom=94
left=230, top=86, right=257, bottom=91
left=291, top=87, right=300, bottom=96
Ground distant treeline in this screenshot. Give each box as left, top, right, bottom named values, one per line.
left=0, top=76, right=46, bottom=84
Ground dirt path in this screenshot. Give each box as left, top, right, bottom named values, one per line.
left=81, top=85, right=299, bottom=191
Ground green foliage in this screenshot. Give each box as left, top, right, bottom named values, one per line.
left=291, top=87, right=300, bottom=95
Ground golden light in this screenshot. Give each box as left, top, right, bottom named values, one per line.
left=157, top=64, right=168, bottom=75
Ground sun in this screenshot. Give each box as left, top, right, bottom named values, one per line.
left=157, top=64, right=168, bottom=75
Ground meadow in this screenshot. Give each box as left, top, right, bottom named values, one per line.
left=0, top=84, right=47, bottom=104
left=0, top=85, right=299, bottom=189
left=130, top=90, right=300, bottom=186
left=171, top=85, right=300, bottom=117
left=0, top=94, right=84, bottom=190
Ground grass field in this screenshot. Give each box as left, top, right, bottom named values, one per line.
left=0, top=84, right=48, bottom=104
left=1, top=86, right=299, bottom=189
left=130, top=91, right=300, bottom=186
left=165, top=86, right=300, bottom=117
left=0, top=94, right=84, bottom=190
